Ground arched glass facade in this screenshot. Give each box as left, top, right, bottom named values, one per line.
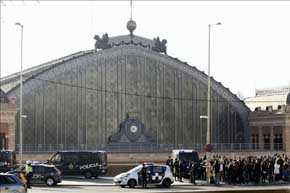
left=1, top=36, right=249, bottom=152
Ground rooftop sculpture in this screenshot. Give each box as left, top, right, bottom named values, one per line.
left=152, top=36, right=167, bottom=55
left=94, top=33, right=112, bottom=50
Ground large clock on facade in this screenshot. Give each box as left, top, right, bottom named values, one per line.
left=130, top=125, right=138, bottom=133
left=124, top=118, right=143, bottom=142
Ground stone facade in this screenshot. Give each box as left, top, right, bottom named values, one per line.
left=249, top=104, right=290, bottom=152
left=0, top=101, right=17, bottom=150
left=245, top=86, right=289, bottom=111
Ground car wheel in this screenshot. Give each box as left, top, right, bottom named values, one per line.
left=94, top=173, right=99, bottom=179
left=128, top=179, right=137, bottom=188
left=162, top=178, right=171, bottom=188
left=46, top=177, right=55, bottom=186
left=85, top=171, right=92, bottom=179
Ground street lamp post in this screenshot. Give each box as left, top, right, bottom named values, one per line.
left=206, top=22, right=221, bottom=184
left=15, top=22, right=23, bottom=165
left=207, top=22, right=221, bottom=148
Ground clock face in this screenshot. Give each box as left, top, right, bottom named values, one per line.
left=130, top=125, right=138, bottom=133
left=125, top=119, right=142, bottom=142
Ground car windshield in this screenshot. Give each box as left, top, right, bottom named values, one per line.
left=179, top=152, right=199, bottom=162
left=127, top=165, right=142, bottom=173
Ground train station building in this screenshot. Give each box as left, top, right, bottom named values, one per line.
left=1, top=20, right=251, bottom=153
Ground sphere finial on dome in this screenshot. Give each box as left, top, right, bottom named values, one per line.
left=127, top=19, right=137, bottom=36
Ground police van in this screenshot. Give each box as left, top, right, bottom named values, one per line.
left=172, top=149, right=199, bottom=163
left=172, top=149, right=199, bottom=178
left=114, top=163, right=174, bottom=188
left=48, top=151, right=108, bottom=179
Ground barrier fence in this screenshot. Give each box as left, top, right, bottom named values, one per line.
left=15, top=143, right=285, bottom=153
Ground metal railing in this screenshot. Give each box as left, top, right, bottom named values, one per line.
left=15, top=143, right=285, bottom=153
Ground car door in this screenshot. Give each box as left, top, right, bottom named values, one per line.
left=0, top=175, right=8, bottom=193
left=63, top=153, right=79, bottom=175
left=32, top=166, right=45, bottom=184
left=147, top=166, right=165, bottom=184
left=0, top=175, right=21, bottom=193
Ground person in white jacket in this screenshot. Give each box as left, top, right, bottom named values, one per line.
left=274, top=160, right=280, bottom=181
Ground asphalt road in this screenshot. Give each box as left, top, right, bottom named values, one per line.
left=27, top=177, right=290, bottom=193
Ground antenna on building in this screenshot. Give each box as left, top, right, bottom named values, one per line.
left=130, top=0, right=132, bottom=20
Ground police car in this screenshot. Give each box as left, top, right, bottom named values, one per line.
left=8, top=162, right=62, bottom=187
left=114, top=163, right=174, bottom=188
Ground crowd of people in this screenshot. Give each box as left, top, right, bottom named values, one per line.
left=166, top=153, right=290, bottom=185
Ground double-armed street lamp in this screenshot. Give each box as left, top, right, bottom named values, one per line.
left=15, top=22, right=24, bottom=165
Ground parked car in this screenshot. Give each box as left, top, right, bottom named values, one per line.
left=8, top=163, right=62, bottom=186
left=114, top=163, right=174, bottom=188
left=0, top=173, right=26, bottom=193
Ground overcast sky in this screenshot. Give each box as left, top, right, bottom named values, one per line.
left=1, top=1, right=290, bottom=98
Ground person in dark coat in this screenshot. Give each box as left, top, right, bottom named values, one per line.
left=178, top=161, right=185, bottom=182
left=189, top=161, right=196, bottom=184
left=213, top=160, right=221, bottom=185
left=261, top=160, right=268, bottom=183
left=227, top=160, right=234, bottom=184
left=268, top=159, right=274, bottom=183
left=141, top=164, right=147, bottom=188
left=166, top=156, right=173, bottom=172
left=244, top=160, right=251, bottom=184
left=253, top=159, right=261, bottom=184
left=173, top=159, right=179, bottom=181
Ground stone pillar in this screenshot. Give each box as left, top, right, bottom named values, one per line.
left=270, top=127, right=274, bottom=151
left=282, top=108, right=290, bottom=153
left=285, top=127, right=290, bottom=152
left=285, top=114, right=290, bottom=152
left=8, top=122, right=16, bottom=150
left=258, top=127, right=263, bottom=150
